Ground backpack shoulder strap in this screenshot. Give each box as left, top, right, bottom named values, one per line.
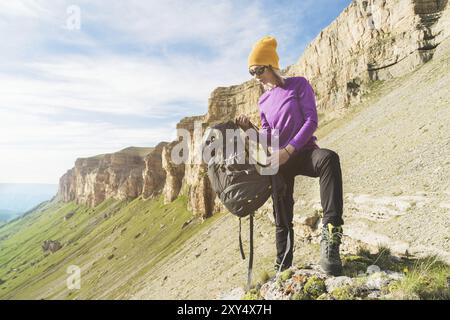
left=238, top=218, right=245, bottom=260
left=238, top=213, right=255, bottom=291
left=247, top=213, right=254, bottom=291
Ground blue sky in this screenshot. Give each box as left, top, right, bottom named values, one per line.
left=0, top=0, right=351, bottom=184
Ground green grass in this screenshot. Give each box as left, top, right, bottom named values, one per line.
left=343, top=245, right=450, bottom=300
left=387, top=256, right=450, bottom=300
left=344, top=245, right=409, bottom=277
left=0, top=195, right=224, bottom=299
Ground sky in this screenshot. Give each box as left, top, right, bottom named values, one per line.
left=0, top=0, right=351, bottom=184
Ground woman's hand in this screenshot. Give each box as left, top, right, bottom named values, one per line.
left=268, top=148, right=290, bottom=166
left=235, top=115, right=252, bottom=131
left=268, top=145, right=295, bottom=166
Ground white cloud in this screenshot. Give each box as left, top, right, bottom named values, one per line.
left=0, top=108, right=177, bottom=184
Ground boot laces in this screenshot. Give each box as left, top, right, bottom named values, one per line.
left=323, top=224, right=343, bottom=258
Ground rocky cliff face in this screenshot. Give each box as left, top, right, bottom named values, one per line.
left=142, top=142, right=169, bottom=199
left=161, top=141, right=185, bottom=204
left=58, top=0, right=449, bottom=217
left=285, top=0, right=449, bottom=116
left=175, top=115, right=215, bottom=218
left=58, top=147, right=155, bottom=206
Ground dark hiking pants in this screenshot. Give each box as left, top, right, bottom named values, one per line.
left=272, top=147, right=344, bottom=269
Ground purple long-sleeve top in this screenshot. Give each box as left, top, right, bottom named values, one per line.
left=258, top=76, right=319, bottom=152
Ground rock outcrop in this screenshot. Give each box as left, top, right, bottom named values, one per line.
left=252, top=264, right=406, bottom=300
left=42, top=240, right=62, bottom=253
left=175, top=116, right=215, bottom=218
left=161, top=141, right=185, bottom=204
left=206, top=81, right=263, bottom=125
left=225, top=250, right=447, bottom=300
left=142, top=142, right=169, bottom=199
left=58, top=146, right=155, bottom=206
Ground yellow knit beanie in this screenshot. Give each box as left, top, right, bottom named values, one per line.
left=248, top=36, right=280, bottom=70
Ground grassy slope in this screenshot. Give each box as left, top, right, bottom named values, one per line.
left=0, top=195, right=223, bottom=299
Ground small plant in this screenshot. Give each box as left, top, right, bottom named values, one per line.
left=356, top=246, right=372, bottom=258
left=331, top=286, right=354, bottom=300
left=258, top=270, right=270, bottom=283
left=342, top=255, right=372, bottom=276
left=280, top=269, right=294, bottom=282
left=303, top=275, right=326, bottom=299
left=373, top=244, right=392, bottom=270
left=291, top=291, right=310, bottom=300
left=242, top=288, right=260, bottom=300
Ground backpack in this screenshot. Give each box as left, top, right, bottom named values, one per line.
left=202, top=120, right=287, bottom=289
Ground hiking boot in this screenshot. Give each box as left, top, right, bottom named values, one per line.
left=320, top=223, right=343, bottom=276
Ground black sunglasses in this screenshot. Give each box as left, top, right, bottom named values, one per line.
left=249, top=66, right=268, bottom=76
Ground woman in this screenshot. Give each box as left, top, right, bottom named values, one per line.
left=236, top=36, right=344, bottom=276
